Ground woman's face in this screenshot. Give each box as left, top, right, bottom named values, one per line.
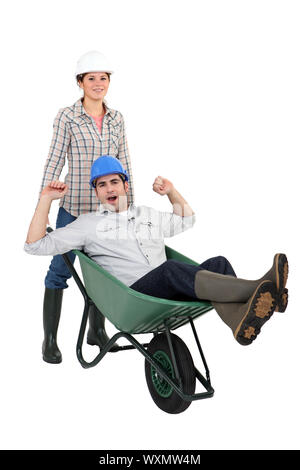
left=79, top=72, right=110, bottom=101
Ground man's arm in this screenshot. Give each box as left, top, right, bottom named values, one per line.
left=26, top=181, right=68, bottom=244
left=152, top=176, right=194, bottom=216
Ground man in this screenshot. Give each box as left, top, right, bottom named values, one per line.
left=25, top=156, right=288, bottom=356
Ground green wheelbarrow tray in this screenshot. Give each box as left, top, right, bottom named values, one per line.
left=76, top=246, right=213, bottom=334
left=62, top=245, right=215, bottom=413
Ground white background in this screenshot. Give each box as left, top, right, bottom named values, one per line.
left=1, top=0, right=299, bottom=450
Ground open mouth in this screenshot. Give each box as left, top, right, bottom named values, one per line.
left=107, top=196, right=117, bottom=202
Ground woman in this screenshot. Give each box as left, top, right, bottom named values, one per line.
left=39, top=51, right=134, bottom=364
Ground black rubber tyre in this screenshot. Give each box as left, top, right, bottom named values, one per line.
left=145, top=333, right=196, bottom=414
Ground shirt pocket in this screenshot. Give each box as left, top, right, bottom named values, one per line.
left=104, top=122, right=120, bottom=154
left=96, top=223, right=120, bottom=240
left=69, top=121, right=101, bottom=158
left=96, top=218, right=131, bottom=241
left=107, top=133, right=119, bottom=156
left=138, top=220, right=163, bottom=241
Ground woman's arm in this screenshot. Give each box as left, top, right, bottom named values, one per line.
left=39, top=109, right=70, bottom=197
left=116, top=114, right=135, bottom=204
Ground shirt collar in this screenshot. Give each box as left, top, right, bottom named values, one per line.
left=73, top=98, right=112, bottom=120
left=97, top=203, right=136, bottom=217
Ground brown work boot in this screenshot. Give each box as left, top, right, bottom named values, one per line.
left=212, top=280, right=278, bottom=345
left=194, top=270, right=261, bottom=303
left=258, top=254, right=289, bottom=312
left=195, top=254, right=289, bottom=312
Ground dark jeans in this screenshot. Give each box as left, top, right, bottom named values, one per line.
left=44, top=207, right=77, bottom=289
left=130, top=256, right=236, bottom=300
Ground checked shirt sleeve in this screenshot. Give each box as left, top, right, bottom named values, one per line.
left=39, top=109, right=70, bottom=196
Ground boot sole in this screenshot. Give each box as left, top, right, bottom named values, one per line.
left=274, top=254, right=289, bottom=312
left=42, top=341, right=62, bottom=364
left=87, top=337, right=119, bottom=352
left=276, top=288, right=288, bottom=313
left=42, top=354, right=62, bottom=364
left=234, top=281, right=277, bottom=345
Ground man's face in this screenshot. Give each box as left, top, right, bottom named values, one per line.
left=94, top=174, right=129, bottom=212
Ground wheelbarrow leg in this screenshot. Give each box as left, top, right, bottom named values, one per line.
left=76, top=296, right=90, bottom=364
left=189, top=317, right=212, bottom=385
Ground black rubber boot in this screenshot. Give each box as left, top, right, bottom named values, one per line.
left=42, top=288, right=63, bottom=364
left=87, top=304, right=118, bottom=351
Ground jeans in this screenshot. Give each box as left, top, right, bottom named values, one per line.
left=44, top=207, right=77, bottom=289
left=130, top=256, right=236, bottom=300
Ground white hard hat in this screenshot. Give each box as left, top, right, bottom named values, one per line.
left=75, top=51, right=114, bottom=76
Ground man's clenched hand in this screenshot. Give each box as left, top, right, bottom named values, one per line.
left=152, top=176, right=174, bottom=196
left=41, top=181, right=69, bottom=201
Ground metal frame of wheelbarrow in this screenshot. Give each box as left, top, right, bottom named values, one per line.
left=62, top=251, right=214, bottom=404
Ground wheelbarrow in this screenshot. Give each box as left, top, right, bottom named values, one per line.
left=62, top=245, right=215, bottom=414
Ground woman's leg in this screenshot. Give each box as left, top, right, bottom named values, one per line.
left=42, top=208, right=77, bottom=363
left=43, top=207, right=113, bottom=360
left=45, top=207, right=77, bottom=290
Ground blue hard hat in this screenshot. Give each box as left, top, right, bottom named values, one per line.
left=90, top=155, right=129, bottom=187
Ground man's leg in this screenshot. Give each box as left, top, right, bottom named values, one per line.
left=210, top=253, right=289, bottom=345
left=130, top=255, right=286, bottom=346
left=197, top=256, right=237, bottom=277
left=211, top=283, right=277, bottom=346
left=130, top=256, right=236, bottom=300
left=194, top=255, right=289, bottom=344
left=130, top=255, right=264, bottom=302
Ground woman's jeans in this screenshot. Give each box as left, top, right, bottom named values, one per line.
left=44, top=207, right=77, bottom=289
left=130, top=256, right=236, bottom=300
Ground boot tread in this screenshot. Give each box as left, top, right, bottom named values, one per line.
left=234, top=281, right=277, bottom=345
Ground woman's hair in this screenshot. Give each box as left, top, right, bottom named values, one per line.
left=76, top=72, right=111, bottom=84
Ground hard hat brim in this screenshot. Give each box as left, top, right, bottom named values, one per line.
left=90, top=170, right=128, bottom=187
left=75, top=69, right=114, bottom=77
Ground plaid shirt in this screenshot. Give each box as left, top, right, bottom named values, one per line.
left=40, top=99, right=134, bottom=217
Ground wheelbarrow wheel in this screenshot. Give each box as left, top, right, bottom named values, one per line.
left=145, top=332, right=196, bottom=414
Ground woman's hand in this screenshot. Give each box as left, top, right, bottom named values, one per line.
left=41, top=181, right=68, bottom=201
left=152, top=176, right=174, bottom=196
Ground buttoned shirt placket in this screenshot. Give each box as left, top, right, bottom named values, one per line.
left=98, top=204, right=152, bottom=264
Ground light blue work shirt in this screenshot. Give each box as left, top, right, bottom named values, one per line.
left=24, top=204, right=195, bottom=286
